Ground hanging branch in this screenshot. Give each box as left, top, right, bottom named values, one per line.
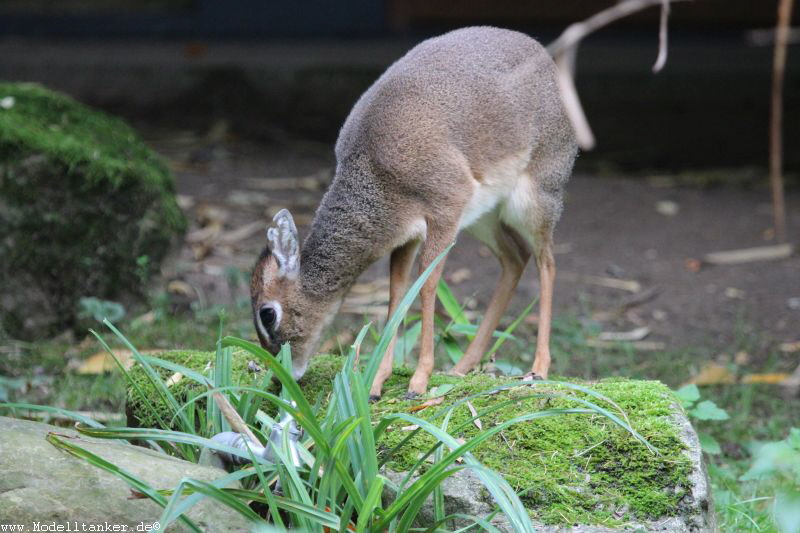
left=770, top=0, right=796, bottom=243
left=547, top=0, right=690, bottom=150
left=652, top=0, right=671, bottom=72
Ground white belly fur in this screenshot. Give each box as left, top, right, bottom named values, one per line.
left=458, top=151, right=537, bottom=234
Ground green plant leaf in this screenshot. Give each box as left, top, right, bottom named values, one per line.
left=690, top=400, right=730, bottom=421
left=442, top=335, right=465, bottom=365
left=699, top=433, right=721, bottom=455
left=437, top=279, right=472, bottom=326
left=427, top=383, right=455, bottom=398
left=0, top=402, right=105, bottom=428
left=775, top=488, right=800, bottom=533
left=674, top=384, right=700, bottom=408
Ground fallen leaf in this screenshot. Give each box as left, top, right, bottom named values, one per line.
left=688, top=362, right=736, bottom=385
left=734, top=351, right=750, bottom=365
left=779, top=341, right=800, bottom=353
left=167, top=280, right=195, bottom=297
left=466, top=401, right=482, bottom=430
left=741, top=373, right=791, bottom=384
left=586, top=339, right=665, bottom=351
left=226, top=191, right=270, bottom=207
left=560, top=272, right=641, bottom=293
left=176, top=194, right=195, bottom=210
left=448, top=267, right=472, bottom=284
left=724, top=287, right=745, bottom=299
left=598, top=326, right=650, bottom=342
left=655, top=200, right=680, bottom=216
left=130, top=311, right=156, bottom=327
left=77, top=350, right=133, bottom=374
left=77, top=349, right=161, bottom=374
left=165, top=372, right=183, bottom=387
left=685, top=258, right=702, bottom=272
left=408, top=396, right=444, bottom=412
left=427, top=383, right=456, bottom=398
left=186, top=222, right=222, bottom=244
left=218, top=221, right=264, bottom=244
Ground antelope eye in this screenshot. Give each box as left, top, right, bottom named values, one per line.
left=259, top=306, right=277, bottom=328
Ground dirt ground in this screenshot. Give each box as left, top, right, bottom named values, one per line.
left=148, top=130, right=800, bottom=365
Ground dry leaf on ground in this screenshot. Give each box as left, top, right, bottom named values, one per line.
left=741, top=373, right=791, bottom=384
left=408, top=396, right=444, bottom=412
left=687, top=361, right=737, bottom=385
left=77, top=349, right=161, bottom=374
left=448, top=267, right=472, bottom=284
left=597, top=326, right=650, bottom=342
left=779, top=341, right=800, bottom=353
left=466, top=400, right=482, bottom=430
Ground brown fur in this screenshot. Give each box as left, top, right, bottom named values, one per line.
left=251, top=26, right=577, bottom=393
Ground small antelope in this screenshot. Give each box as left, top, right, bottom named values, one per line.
left=251, top=26, right=577, bottom=399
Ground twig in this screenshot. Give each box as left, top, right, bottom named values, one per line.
left=652, top=0, right=671, bottom=72
left=547, top=0, right=690, bottom=150
left=212, top=392, right=260, bottom=444
left=770, top=0, right=795, bottom=243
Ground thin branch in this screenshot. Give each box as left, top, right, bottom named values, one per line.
left=213, top=391, right=260, bottom=444
left=652, top=0, right=671, bottom=73
left=770, top=0, right=795, bottom=243
left=547, top=0, right=690, bottom=150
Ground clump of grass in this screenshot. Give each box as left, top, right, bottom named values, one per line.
left=2, top=250, right=666, bottom=532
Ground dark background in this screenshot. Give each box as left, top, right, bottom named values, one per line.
left=1, top=0, right=798, bottom=172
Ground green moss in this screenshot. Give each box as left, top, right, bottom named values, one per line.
left=126, top=352, right=692, bottom=527
left=0, top=82, right=186, bottom=337
left=126, top=350, right=344, bottom=429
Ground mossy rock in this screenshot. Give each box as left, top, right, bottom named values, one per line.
left=0, top=82, right=185, bottom=338
left=125, top=351, right=707, bottom=529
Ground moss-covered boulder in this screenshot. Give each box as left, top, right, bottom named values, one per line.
left=0, top=82, right=185, bottom=338
left=125, top=351, right=714, bottom=531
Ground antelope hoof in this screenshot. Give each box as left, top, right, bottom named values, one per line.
left=404, top=391, right=420, bottom=400
left=522, top=372, right=544, bottom=382
left=369, top=394, right=382, bottom=403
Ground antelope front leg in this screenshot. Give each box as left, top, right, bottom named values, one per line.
left=407, top=231, right=452, bottom=399
left=530, top=234, right=555, bottom=379
left=370, top=240, right=419, bottom=401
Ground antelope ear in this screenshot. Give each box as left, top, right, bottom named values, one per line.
left=267, top=209, right=300, bottom=279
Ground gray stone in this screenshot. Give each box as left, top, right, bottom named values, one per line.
left=0, top=416, right=251, bottom=532
left=382, top=407, right=717, bottom=532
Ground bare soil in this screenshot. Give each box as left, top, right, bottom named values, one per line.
left=149, top=131, right=799, bottom=365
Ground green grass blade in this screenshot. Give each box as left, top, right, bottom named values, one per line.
left=365, top=244, right=453, bottom=385
left=437, top=279, right=472, bottom=327
left=161, top=478, right=263, bottom=525
left=355, top=474, right=385, bottom=533
left=0, top=402, right=105, bottom=428
left=101, top=320, right=196, bottom=439
left=485, top=298, right=536, bottom=360
left=220, top=337, right=329, bottom=455
left=73, top=424, right=279, bottom=466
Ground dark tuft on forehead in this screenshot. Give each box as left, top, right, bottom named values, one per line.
left=257, top=245, right=272, bottom=262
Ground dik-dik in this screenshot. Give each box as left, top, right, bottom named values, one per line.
left=251, top=27, right=577, bottom=399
